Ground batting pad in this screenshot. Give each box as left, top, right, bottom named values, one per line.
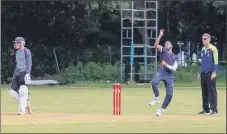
left=18, top=85, right=28, bottom=115
left=8, top=89, right=19, bottom=102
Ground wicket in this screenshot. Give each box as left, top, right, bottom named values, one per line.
left=113, top=83, right=122, bottom=115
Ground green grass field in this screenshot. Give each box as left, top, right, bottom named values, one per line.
left=1, top=82, right=226, bottom=133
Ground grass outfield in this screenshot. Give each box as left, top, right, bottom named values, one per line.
left=1, top=83, right=226, bottom=133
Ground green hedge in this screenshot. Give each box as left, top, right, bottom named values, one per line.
left=56, top=62, right=120, bottom=84
left=175, top=65, right=226, bottom=83
left=174, top=65, right=200, bottom=82
left=56, top=62, right=226, bottom=84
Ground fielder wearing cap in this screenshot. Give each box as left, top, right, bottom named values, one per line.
left=7, top=36, right=32, bottom=115
left=197, top=33, right=219, bottom=115
left=148, top=29, right=178, bottom=117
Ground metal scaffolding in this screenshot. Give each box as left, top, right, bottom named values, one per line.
left=120, top=1, right=158, bottom=82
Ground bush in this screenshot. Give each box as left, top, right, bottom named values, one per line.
left=175, top=65, right=226, bottom=82
left=56, top=62, right=120, bottom=84
left=174, top=65, right=200, bottom=82
left=84, top=62, right=103, bottom=80
left=56, top=62, right=85, bottom=84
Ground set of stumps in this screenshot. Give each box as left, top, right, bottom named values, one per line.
left=113, top=83, right=122, bottom=115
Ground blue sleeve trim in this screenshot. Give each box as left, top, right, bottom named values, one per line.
left=213, top=64, right=218, bottom=73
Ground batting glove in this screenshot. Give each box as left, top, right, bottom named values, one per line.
left=24, top=73, right=31, bottom=85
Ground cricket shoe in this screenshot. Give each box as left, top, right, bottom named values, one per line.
left=198, top=110, right=210, bottom=115
left=209, top=111, right=219, bottom=116
left=18, top=99, right=32, bottom=115
left=156, top=108, right=165, bottom=117
left=17, top=112, right=25, bottom=115
left=17, top=110, right=26, bottom=115
left=149, top=97, right=160, bottom=106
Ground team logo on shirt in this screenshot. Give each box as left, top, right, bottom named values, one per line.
left=201, top=53, right=203, bottom=57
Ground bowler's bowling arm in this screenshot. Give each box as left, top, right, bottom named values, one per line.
left=154, top=34, right=163, bottom=52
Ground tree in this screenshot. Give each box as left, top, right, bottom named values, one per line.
left=1, top=1, right=121, bottom=83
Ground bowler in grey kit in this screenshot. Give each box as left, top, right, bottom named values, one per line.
left=7, top=37, right=32, bottom=115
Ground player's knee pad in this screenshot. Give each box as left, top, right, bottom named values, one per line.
left=18, top=85, right=28, bottom=115
left=18, top=85, right=28, bottom=96
left=7, top=89, right=19, bottom=102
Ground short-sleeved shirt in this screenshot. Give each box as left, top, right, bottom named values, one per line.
left=159, top=46, right=178, bottom=74
left=200, top=44, right=218, bottom=73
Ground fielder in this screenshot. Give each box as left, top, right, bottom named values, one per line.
left=7, top=37, right=32, bottom=115
left=149, top=29, right=178, bottom=116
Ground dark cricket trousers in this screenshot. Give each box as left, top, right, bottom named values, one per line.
left=11, top=69, right=27, bottom=93
left=201, top=72, right=218, bottom=112
left=151, top=70, right=174, bottom=109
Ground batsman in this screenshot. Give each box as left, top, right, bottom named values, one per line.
left=7, top=37, right=32, bottom=115
left=149, top=29, right=178, bottom=116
